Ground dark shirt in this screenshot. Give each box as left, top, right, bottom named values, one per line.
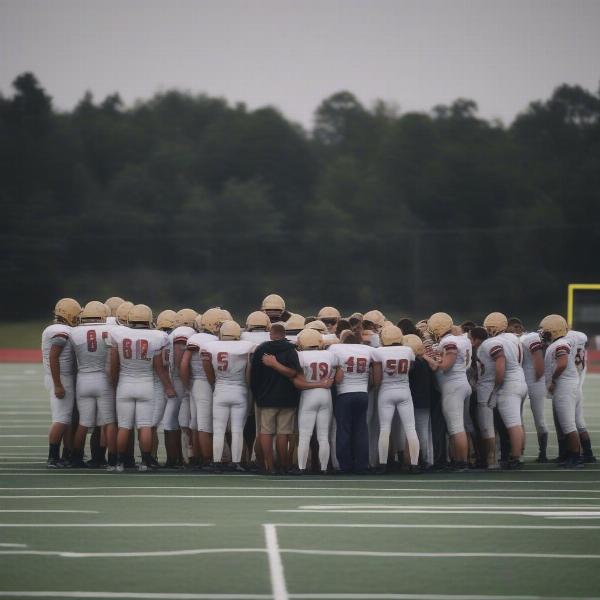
left=409, top=356, right=436, bottom=409
left=250, top=339, right=301, bottom=408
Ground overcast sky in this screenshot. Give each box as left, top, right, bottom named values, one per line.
left=1, top=0, right=599, bottom=128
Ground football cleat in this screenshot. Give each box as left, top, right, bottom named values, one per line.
left=46, top=458, right=65, bottom=469
left=115, top=463, right=125, bottom=473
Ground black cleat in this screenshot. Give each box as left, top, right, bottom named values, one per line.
left=287, top=467, right=306, bottom=476
left=46, top=458, right=65, bottom=469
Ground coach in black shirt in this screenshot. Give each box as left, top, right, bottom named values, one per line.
left=251, top=324, right=300, bottom=473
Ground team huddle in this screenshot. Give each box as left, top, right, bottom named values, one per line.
left=41, top=293, right=596, bottom=474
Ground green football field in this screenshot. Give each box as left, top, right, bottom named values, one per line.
left=0, top=363, right=599, bottom=600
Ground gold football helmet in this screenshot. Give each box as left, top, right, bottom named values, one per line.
left=285, top=313, right=305, bottom=331
left=427, top=312, right=453, bottom=340
left=128, top=304, right=153, bottom=327
left=539, top=314, right=568, bottom=342
left=157, top=309, right=177, bottom=331
left=219, top=320, right=241, bottom=341
left=261, top=294, right=286, bottom=311
left=115, top=301, right=134, bottom=325
left=297, top=328, right=323, bottom=350
left=483, top=312, right=508, bottom=337
left=246, top=311, right=271, bottom=331
left=403, top=334, right=425, bottom=356
left=380, top=325, right=403, bottom=346
left=54, top=298, right=82, bottom=326
left=105, top=296, right=125, bottom=316
left=173, top=308, right=198, bottom=328
left=363, top=310, right=386, bottom=330
left=305, top=319, right=327, bottom=333
left=80, top=300, right=108, bottom=323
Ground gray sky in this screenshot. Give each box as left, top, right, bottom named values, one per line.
left=1, top=0, right=599, bottom=128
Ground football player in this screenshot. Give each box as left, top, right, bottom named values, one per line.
left=372, top=326, right=420, bottom=473
left=566, top=328, right=596, bottom=463
left=291, top=329, right=337, bottom=474
left=179, top=309, right=224, bottom=467
left=43, top=298, right=81, bottom=468
left=540, top=315, right=582, bottom=468
left=241, top=311, right=272, bottom=345
left=115, top=301, right=134, bottom=326
left=168, top=308, right=198, bottom=464
left=70, top=301, right=117, bottom=469
left=110, top=304, right=175, bottom=471
left=105, top=297, right=125, bottom=326
left=202, top=320, right=254, bottom=471
left=284, top=313, right=305, bottom=343
left=521, top=328, right=549, bottom=462
left=329, top=331, right=374, bottom=473
left=403, top=333, right=438, bottom=468
left=261, top=294, right=289, bottom=324
left=427, top=312, right=471, bottom=470
left=484, top=312, right=526, bottom=467
left=361, top=310, right=385, bottom=347
left=317, top=306, right=341, bottom=335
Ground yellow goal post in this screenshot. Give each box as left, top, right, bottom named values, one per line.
left=567, top=283, right=600, bottom=327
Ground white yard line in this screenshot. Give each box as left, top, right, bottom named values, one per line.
left=263, top=524, right=289, bottom=600
left=271, top=522, right=600, bottom=530
left=0, top=593, right=272, bottom=599
left=272, top=509, right=600, bottom=516
left=0, top=548, right=263, bottom=558
left=0, top=510, right=99, bottom=513
left=0, top=523, right=213, bottom=528
left=282, top=549, right=600, bottom=559
left=2, top=486, right=600, bottom=493
left=291, top=595, right=600, bottom=599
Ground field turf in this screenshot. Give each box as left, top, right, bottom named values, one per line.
left=0, top=363, right=599, bottom=600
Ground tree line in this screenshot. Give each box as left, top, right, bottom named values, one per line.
left=1, top=73, right=599, bottom=326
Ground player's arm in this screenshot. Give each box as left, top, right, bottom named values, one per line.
left=261, top=354, right=297, bottom=379
left=493, top=355, right=506, bottom=387
left=372, top=362, right=383, bottom=387
left=172, top=341, right=186, bottom=371
left=49, top=343, right=65, bottom=398
left=292, top=373, right=333, bottom=390
left=179, top=349, right=193, bottom=389
left=153, top=353, right=176, bottom=398
left=423, top=354, right=439, bottom=370
left=109, top=346, right=120, bottom=390
left=202, top=352, right=216, bottom=386
left=334, top=365, right=344, bottom=384
left=532, top=348, right=545, bottom=381
left=549, top=351, right=568, bottom=393
left=438, top=346, right=458, bottom=372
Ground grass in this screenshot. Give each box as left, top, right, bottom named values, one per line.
left=0, top=321, right=47, bottom=349
left=0, top=363, right=599, bottom=599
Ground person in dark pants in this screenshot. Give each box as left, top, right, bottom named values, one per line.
left=329, top=332, right=374, bottom=474
left=250, top=324, right=301, bottom=473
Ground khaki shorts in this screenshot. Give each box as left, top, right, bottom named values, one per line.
left=259, top=407, right=296, bottom=435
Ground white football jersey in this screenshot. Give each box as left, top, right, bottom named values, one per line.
left=204, top=340, right=254, bottom=387
left=240, top=331, right=271, bottom=349
left=70, top=323, right=112, bottom=373
left=545, top=337, right=578, bottom=387
left=520, top=332, right=544, bottom=381
left=329, top=343, right=373, bottom=394
left=186, top=332, right=218, bottom=380
left=298, top=349, right=339, bottom=382
left=435, top=334, right=471, bottom=387
left=168, top=326, right=196, bottom=372
left=110, top=327, right=163, bottom=380
left=497, top=332, right=526, bottom=384
left=362, top=332, right=381, bottom=348
left=566, top=330, right=588, bottom=375
left=42, top=323, right=75, bottom=376
left=106, top=316, right=118, bottom=326
left=476, top=337, right=505, bottom=390
left=371, top=346, right=415, bottom=390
